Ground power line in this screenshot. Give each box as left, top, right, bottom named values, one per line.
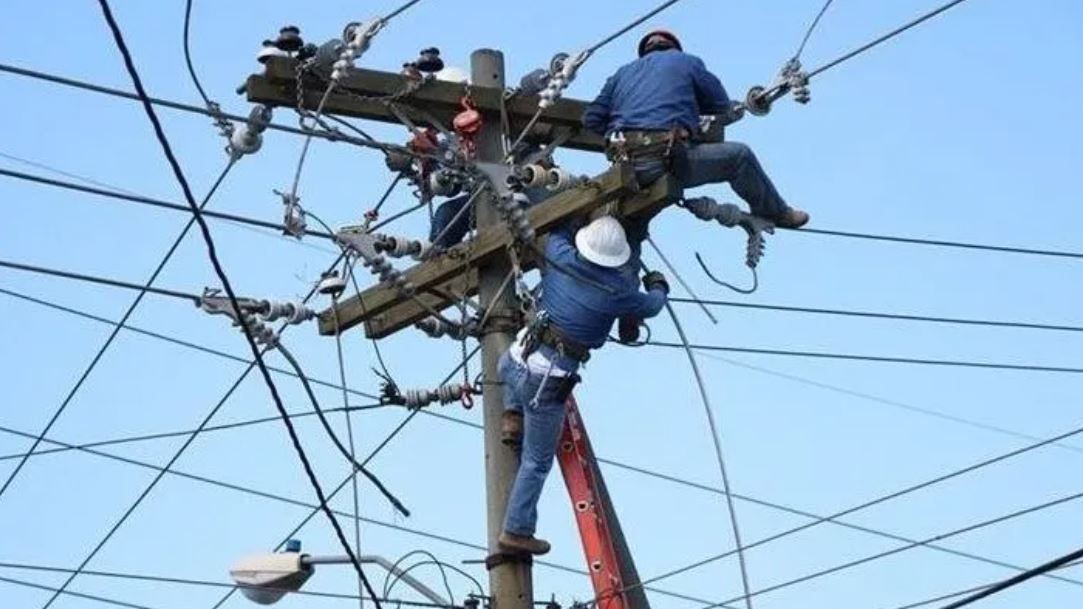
left=0, top=561, right=462, bottom=608
left=11, top=256, right=1083, bottom=377
left=0, top=257, right=203, bottom=303
left=791, top=224, right=1083, bottom=260
left=808, top=0, right=972, bottom=79
left=585, top=0, right=687, bottom=55
left=0, top=574, right=159, bottom=609
left=0, top=62, right=408, bottom=156
left=706, top=489, right=1083, bottom=608
left=0, top=166, right=336, bottom=240
left=670, top=296, right=1083, bottom=334
left=9, top=280, right=1083, bottom=575
left=649, top=341, right=1083, bottom=375
left=792, top=0, right=835, bottom=59
left=56, top=7, right=383, bottom=608
left=884, top=560, right=1083, bottom=609
left=937, top=546, right=1083, bottom=609
left=616, top=414, right=1083, bottom=594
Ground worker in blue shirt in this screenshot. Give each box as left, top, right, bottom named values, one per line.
left=582, top=30, right=809, bottom=229
left=496, top=215, right=669, bottom=555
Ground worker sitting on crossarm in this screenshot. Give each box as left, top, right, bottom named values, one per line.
left=496, top=215, right=669, bottom=555
left=582, top=30, right=809, bottom=229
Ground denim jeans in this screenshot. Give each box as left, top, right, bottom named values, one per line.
left=634, top=140, right=790, bottom=220
left=498, top=349, right=578, bottom=536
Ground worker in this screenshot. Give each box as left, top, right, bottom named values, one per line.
left=582, top=30, right=809, bottom=229
left=496, top=215, right=669, bottom=555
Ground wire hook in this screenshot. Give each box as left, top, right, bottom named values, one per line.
left=695, top=251, right=759, bottom=294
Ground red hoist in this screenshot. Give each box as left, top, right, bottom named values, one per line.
left=452, top=95, right=483, bottom=159
left=558, top=396, right=650, bottom=609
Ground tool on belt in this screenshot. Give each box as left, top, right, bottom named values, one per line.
left=520, top=311, right=591, bottom=364
left=605, top=127, right=690, bottom=165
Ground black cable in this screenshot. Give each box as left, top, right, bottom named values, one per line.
left=383, top=551, right=455, bottom=603
left=208, top=345, right=482, bottom=609
left=808, top=0, right=971, bottom=79
left=384, top=0, right=427, bottom=22
left=0, top=405, right=383, bottom=463
left=886, top=559, right=1083, bottom=609
left=0, top=159, right=229, bottom=508
left=0, top=258, right=202, bottom=303
left=793, top=224, right=1083, bottom=260
left=936, top=546, right=1083, bottom=609
left=0, top=166, right=335, bottom=239
left=181, top=0, right=211, bottom=107
left=649, top=341, right=1083, bottom=375
left=586, top=0, right=687, bottom=55
left=87, top=7, right=385, bottom=609
left=670, top=296, right=1083, bottom=334
left=0, top=62, right=404, bottom=154
left=793, top=0, right=835, bottom=60
left=277, top=342, right=410, bottom=517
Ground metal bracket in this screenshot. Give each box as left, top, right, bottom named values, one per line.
left=336, top=225, right=415, bottom=295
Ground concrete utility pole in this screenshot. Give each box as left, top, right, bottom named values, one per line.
left=471, top=48, right=533, bottom=609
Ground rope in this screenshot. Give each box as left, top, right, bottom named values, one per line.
left=92, top=5, right=386, bottom=609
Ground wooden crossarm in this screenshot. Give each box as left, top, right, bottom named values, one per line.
left=319, top=168, right=683, bottom=338
left=244, top=57, right=606, bottom=153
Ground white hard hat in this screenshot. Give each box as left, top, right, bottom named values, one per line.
left=435, top=66, right=470, bottom=84
left=575, top=216, right=631, bottom=268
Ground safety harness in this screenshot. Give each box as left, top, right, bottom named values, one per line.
left=605, top=127, right=690, bottom=166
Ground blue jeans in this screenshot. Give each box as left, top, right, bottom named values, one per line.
left=634, top=140, right=790, bottom=220
left=498, top=349, right=578, bottom=536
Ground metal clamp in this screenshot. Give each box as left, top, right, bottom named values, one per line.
left=336, top=226, right=415, bottom=295
left=744, top=58, right=811, bottom=117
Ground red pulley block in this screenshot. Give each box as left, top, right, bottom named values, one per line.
left=453, top=96, right=483, bottom=136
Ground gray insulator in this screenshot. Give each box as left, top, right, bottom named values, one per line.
left=380, top=235, right=426, bottom=258
left=683, top=196, right=742, bottom=227
left=229, top=125, right=263, bottom=158
left=248, top=105, right=273, bottom=134
left=262, top=300, right=314, bottom=325
left=519, top=164, right=548, bottom=189
left=546, top=167, right=583, bottom=192
left=518, top=68, right=550, bottom=98
left=312, top=39, right=345, bottom=75
left=415, top=316, right=468, bottom=340
left=401, top=384, right=465, bottom=409
left=241, top=313, right=278, bottom=348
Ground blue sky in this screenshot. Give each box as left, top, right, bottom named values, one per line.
left=2, top=1, right=1082, bottom=609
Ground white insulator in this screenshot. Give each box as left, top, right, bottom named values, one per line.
left=229, top=125, right=262, bottom=158
left=262, top=300, right=314, bottom=325
left=411, top=240, right=432, bottom=261
left=546, top=167, right=583, bottom=192
left=520, top=164, right=548, bottom=189
left=401, top=384, right=465, bottom=408
left=382, top=235, right=425, bottom=258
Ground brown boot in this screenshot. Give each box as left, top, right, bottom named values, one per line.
left=775, top=207, right=810, bottom=229
left=498, top=531, right=551, bottom=555
left=501, top=411, right=523, bottom=447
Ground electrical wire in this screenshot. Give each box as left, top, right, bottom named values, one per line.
left=585, top=0, right=687, bottom=56
left=936, top=546, right=1083, bottom=609
left=651, top=341, right=1083, bottom=375
left=808, top=0, right=971, bottom=79
left=670, top=296, right=1083, bottom=334
left=84, top=7, right=386, bottom=609
left=0, top=62, right=407, bottom=155
left=0, top=258, right=202, bottom=303
left=884, top=559, right=1083, bottom=609
left=0, top=166, right=335, bottom=239
left=0, top=158, right=231, bottom=510
left=0, top=574, right=158, bottom=609
left=277, top=343, right=410, bottom=517
left=208, top=345, right=482, bottom=609
left=703, top=489, right=1083, bottom=609
left=613, top=414, right=1083, bottom=594
left=182, top=0, right=211, bottom=107
left=655, top=293, right=754, bottom=609
left=0, top=560, right=464, bottom=608
left=383, top=551, right=456, bottom=603
left=793, top=0, right=835, bottom=60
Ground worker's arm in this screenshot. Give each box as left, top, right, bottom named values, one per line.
left=545, top=221, right=578, bottom=262
left=582, top=75, right=617, bottom=135
left=623, top=287, right=666, bottom=320
left=690, top=56, right=738, bottom=119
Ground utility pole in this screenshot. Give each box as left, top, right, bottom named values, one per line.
left=472, top=48, right=534, bottom=609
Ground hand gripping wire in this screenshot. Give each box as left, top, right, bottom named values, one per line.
left=681, top=197, right=774, bottom=294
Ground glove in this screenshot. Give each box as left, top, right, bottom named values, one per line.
left=618, top=316, right=641, bottom=344
left=642, top=270, right=670, bottom=295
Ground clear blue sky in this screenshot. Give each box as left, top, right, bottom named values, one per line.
left=2, top=1, right=1082, bottom=609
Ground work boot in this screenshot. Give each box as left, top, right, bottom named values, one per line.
left=498, top=531, right=551, bottom=555
left=774, top=207, right=810, bottom=229
left=501, top=411, right=523, bottom=447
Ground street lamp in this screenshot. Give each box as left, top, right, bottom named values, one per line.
left=229, top=539, right=453, bottom=606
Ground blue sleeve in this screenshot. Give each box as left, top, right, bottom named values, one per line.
left=582, top=75, right=616, bottom=135
left=621, top=288, right=666, bottom=320
left=690, top=56, right=731, bottom=114
left=546, top=223, right=577, bottom=262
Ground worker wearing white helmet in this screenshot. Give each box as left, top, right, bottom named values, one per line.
left=496, top=216, right=668, bottom=555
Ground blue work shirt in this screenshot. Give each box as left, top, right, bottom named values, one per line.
left=537, top=224, right=666, bottom=351
left=582, top=49, right=731, bottom=135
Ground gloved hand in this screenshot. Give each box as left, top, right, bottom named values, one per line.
left=642, top=270, right=670, bottom=295
left=618, top=316, right=641, bottom=344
